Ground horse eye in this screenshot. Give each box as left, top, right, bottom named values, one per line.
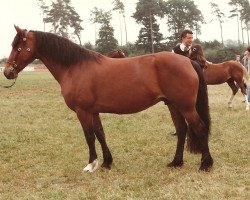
left=193, top=48, right=196, bottom=51
left=27, top=48, right=31, bottom=52
left=18, top=47, right=22, bottom=51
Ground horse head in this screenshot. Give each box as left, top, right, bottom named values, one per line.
left=189, top=44, right=207, bottom=68
left=4, top=25, right=36, bottom=79
left=106, top=49, right=126, bottom=58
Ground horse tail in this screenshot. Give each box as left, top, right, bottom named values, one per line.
left=187, top=61, right=211, bottom=153
left=242, top=65, right=250, bottom=86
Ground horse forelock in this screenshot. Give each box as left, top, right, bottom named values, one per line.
left=34, top=31, right=102, bottom=67
left=12, top=33, right=21, bottom=48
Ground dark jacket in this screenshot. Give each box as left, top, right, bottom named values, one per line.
left=173, top=44, right=189, bottom=57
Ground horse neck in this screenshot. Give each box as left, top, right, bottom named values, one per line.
left=38, top=54, right=67, bottom=84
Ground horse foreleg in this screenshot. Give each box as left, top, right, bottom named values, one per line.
left=167, top=104, right=188, bottom=168
left=76, top=109, right=98, bottom=173
left=93, top=113, right=113, bottom=169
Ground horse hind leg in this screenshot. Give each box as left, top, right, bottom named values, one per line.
left=244, top=95, right=249, bottom=111
left=181, top=109, right=213, bottom=171
left=246, top=85, right=250, bottom=111
left=234, top=78, right=250, bottom=110
left=227, top=79, right=238, bottom=108
left=167, top=105, right=188, bottom=168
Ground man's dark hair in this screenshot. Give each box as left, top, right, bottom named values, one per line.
left=247, top=46, right=250, bottom=52
left=181, top=30, right=193, bottom=39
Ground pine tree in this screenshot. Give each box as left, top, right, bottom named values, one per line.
left=95, top=10, right=118, bottom=53
left=39, top=0, right=83, bottom=44
left=132, top=0, right=165, bottom=53
left=210, top=2, right=225, bottom=44
left=163, top=0, right=204, bottom=46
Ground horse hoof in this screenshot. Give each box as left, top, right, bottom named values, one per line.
left=101, top=162, right=112, bottom=170
left=199, top=165, right=212, bottom=172
left=83, top=159, right=99, bottom=173
left=167, top=160, right=183, bottom=168
left=199, top=156, right=213, bottom=172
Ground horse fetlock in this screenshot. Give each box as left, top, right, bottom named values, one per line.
left=199, top=155, right=213, bottom=172
left=228, top=102, right=233, bottom=108
left=83, top=159, right=99, bottom=173
left=167, top=159, right=184, bottom=168
left=101, top=162, right=112, bottom=170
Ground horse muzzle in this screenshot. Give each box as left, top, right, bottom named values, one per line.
left=3, top=66, right=18, bottom=80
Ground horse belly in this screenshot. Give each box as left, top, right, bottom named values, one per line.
left=93, top=86, right=163, bottom=114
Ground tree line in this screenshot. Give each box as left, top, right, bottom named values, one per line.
left=34, top=0, right=250, bottom=63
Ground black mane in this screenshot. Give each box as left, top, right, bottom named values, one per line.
left=34, top=31, right=102, bottom=67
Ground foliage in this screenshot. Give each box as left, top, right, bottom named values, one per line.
left=94, top=10, right=118, bottom=53
left=0, top=57, right=7, bottom=64
left=83, top=42, right=95, bottom=51
left=163, top=0, right=204, bottom=45
left=135, top=16, right=166, bottom=53
left=38, top=0, right=83, bottom=44
left=132, top=0, right=165, bottom=53
left=112, top=0, right=128, bottom=45
left=201, top=41, right=245, bottom=63
left=210, top=2, right=225, bottom=44
left=228, top=0, right=250, bottom=45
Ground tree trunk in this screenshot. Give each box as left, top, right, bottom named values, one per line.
left=95, top=23, right=97, bottom=46
left=123, top=14, right=128, bottom=45
left=220, top=21, right=224, bottom=44
left=240, top=19, right=244, bottom=45
left=247, top=26, right=249, bottom=45
left=237, top=14, right=240, bottom=45
left=149, top=13, right=154, bottom=53
left=76, top=33, right=82, bottom=46
left=119, top=15, right=123, bottom=46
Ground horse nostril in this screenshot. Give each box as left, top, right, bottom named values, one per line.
left=3, top=68, right=15, bottom=79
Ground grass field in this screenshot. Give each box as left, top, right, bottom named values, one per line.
left=0, top=72, right=249, bottom=200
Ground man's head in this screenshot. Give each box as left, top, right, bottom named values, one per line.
left=181, top=30, right=193, bottom=47
left=236, top=55, right=241, bottom=61
left=247, top=46, right=250, bottom=52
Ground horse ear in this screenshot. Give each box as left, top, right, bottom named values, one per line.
left=14, top=25, right=22, bottom=33
left=14, top=25, right=26, bottom=37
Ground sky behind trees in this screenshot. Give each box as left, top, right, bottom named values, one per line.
left=0, top=0, right=245, bottom=57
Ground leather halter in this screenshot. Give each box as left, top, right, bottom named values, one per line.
left=6, top=30, right=31, bottom=71
left=1, top=30, right=31, bottom=88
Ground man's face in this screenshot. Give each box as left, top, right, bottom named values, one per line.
left=182, top=33, right=193, bottom=46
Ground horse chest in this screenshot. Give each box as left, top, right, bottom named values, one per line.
left=61, top=84, right=95, bottom=112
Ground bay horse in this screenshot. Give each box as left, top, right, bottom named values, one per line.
left=4, top=26, right=213, bottom=172
left=190, top=44, right=250, bottom=111
left=105, top=49, right=126, bottom=58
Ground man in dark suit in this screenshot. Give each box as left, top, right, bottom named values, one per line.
left=170, top=30, right=193, bottom=136
left=172, top=30, right=193, bottom=57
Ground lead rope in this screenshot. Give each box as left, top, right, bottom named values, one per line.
left=0, top=77, right=17, bottom=88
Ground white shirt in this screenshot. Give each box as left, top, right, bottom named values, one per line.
left=179, top=43, right=191, bottom=51
left=172, top=43, right=191, bottom=53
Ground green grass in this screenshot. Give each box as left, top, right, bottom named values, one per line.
left=0, top=72, right=249, bottom=199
